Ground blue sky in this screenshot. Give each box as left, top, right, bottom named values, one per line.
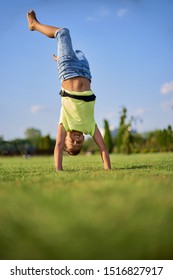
left=0, top=0, right=173, bottom=140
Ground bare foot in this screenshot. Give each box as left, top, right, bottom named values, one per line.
left=27, top=10, right=39, bottom=31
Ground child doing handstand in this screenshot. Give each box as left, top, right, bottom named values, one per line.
left=27, top=10, right=111, bottom=171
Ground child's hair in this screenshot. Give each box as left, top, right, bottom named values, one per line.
left=64, top=143, right=82, bottom=156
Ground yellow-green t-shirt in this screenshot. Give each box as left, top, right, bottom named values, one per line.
left=59, top=89, right=96, bottom=136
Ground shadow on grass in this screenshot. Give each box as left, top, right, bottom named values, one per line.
left=114, top=164, right=151, bottom=170
left=64, top=165, right=151, bottom=173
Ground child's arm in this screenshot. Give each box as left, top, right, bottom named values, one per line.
left=93, top=126, right=111, bottom=170
left=54, top=124, right=66, bottom=171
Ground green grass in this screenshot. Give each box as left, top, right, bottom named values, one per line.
left=0, top=153, right=173, bottom=260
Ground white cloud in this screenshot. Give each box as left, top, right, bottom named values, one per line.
left=160, top=81, right=173, bottom=95
left=99, top=7, right=111, bottom=17
left=87, top=6, right=111, bottom=22
left=116, top=8, right=128, bottom=18
left=30, top=105, right=44, bottom=114
left=87, top=6, right=128, bottom=22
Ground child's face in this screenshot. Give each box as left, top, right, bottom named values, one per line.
left=65, top=131, right=84, bottom=155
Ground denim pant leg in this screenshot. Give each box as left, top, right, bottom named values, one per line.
left=55, top=28, right=76, bottom=59
left=55, top=28, right=92, bottom=82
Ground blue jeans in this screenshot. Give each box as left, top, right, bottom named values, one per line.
left=55, top=28, right=92, bottom=83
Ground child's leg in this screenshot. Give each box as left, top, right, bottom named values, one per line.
left=27, top=10, right=60, bottom=38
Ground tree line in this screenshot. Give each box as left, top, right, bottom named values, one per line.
left=103, top=107, right=173, bottom=154
left=0, top=129, right=55, bottom=156
left=0, top=107, right=173, bottom=156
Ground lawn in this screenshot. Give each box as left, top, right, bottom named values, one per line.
left=0, top=153, right=173, bottom=260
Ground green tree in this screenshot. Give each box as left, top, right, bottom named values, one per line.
left=24, top=128, right=42, bottom=150
left=25, top=128, right=42, bottom=139
left=155, top=125, right=173, bottom=151
left=103, top=119, right=113, bottom=153
left=116, top=107, right=133, bottom=154
left=38, top=135, right=51, bottom=152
